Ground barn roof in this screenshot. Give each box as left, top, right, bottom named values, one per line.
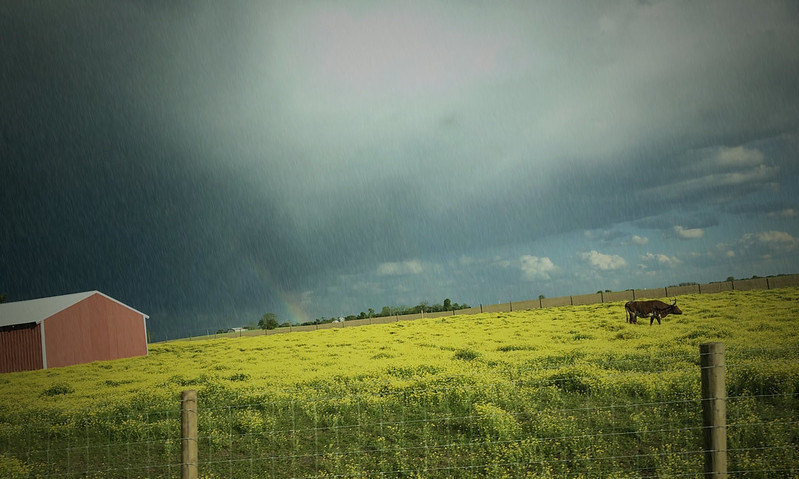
left=0, top=291, right=148, bottom=328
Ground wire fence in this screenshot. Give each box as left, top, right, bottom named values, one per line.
left=2, top=344, right=798, bottom=478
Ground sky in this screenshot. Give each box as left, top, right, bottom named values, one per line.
left=2, top=1, right=798, bottom=340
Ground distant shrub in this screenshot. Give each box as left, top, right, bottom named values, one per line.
left=572, top=332, right=594, bottom=341
left=548, top=366, right=599, bottom=394
left=453, top=348, right=480, bottom=361
left=497, top=344, right=537, bottom=352
left=41, top=383, right=74, bottom=397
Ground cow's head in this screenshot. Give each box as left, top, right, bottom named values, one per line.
left=670, top=299, right=683, bottom=315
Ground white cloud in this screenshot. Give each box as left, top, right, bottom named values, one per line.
left=520, top=255, right=556, bottom=280
left=579, top=250, right=627, bottom=271
left=631, top=235, right=649, bottom=245
left=674, top=225, right=704, bottom=239
left=458, top=255, right=475, bottom=266
left=493, top=256, right=513, bottom=268
left=716, top=230, right=798, bottom=260
left=741, top=231, right=798, bottom=253
left=768, top=208, right=796, bottom=218
left=376, top=260, right=424, bottom=276
left=641, top=252, right=682, bottom=267
left=714, top=145, right=765, bottom=168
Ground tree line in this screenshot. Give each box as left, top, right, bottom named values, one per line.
left=300, top=298, right=472, bottom=327
left=245, top=298, right=472, bottom=330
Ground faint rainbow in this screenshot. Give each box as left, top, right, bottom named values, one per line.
left=243, top=260, right=311, bottom=326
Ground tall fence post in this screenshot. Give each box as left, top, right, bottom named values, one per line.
left=182, top=390, right=198, bottom=479
left=700, top=342, right=727, bottom=478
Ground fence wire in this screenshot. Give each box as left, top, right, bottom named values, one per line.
left=2, top=351, right=797, bottom=478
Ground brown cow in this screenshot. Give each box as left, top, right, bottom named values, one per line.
left=625, top=299, right=682, bottom=325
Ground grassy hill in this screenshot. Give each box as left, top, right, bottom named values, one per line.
left=1, top=288, right=798, bottom=477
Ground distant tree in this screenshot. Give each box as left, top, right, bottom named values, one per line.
left=258, top=313, right=278, bottom=330
left=368, top=308, right=375, bottom=318
left=726, top=276, right=735, bottom=282
left=379, top=306, right=392, bottom=317
left=0, top=293, right=6, bottom=303
left=444, top=298, right=452, bottom=310
left=538, top=294, right=545, bottom=300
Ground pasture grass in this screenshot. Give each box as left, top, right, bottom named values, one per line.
left=0, top=288, right=798, bottom=477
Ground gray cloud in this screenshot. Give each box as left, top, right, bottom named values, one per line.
left=2, top=0, right=799, bottom=337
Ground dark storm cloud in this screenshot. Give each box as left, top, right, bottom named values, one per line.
left=3, top=0, right=799, bottom=337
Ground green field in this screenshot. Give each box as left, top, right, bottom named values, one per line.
left=1, top=288, right=798, bottom=478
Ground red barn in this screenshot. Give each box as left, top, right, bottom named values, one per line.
left=0, top=291, right=149, bottom=373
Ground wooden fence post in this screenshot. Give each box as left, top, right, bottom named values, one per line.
left=182, top=390, right=198, bottom=479
left=700, top=343, right=727, bottom=478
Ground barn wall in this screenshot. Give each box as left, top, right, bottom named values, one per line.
left=0, top=323, right=43, bottom=373
left=44, top=294, right=147, bottom=368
